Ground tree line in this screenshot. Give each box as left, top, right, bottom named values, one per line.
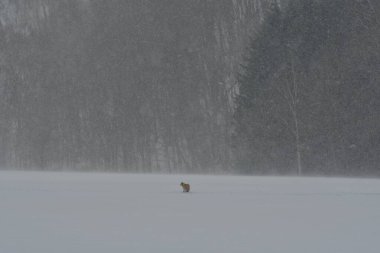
left=234, top=0, right=380, bottom=176
left=0, top=0, right=378, bottom=176
left=0, top=0, right=271, bottom=172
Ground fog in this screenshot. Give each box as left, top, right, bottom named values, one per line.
left=0, top=0, right=378, bottom=176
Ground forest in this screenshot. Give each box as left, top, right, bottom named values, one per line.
left=235, top=0, right=380, bottom=176
left=0, top=0, right=378, bottom=176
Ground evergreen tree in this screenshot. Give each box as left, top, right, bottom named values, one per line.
left=234, top=0, right=380, bottom=176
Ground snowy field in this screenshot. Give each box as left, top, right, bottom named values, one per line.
left=1, top=171, right=380, bottom=253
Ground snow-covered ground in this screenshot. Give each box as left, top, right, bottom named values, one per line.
left=1, top=171, right=380, bottom=253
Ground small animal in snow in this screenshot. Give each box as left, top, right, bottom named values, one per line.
left=180, top=182, right=190, bottom=193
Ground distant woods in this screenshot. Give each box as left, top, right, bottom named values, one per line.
left=234, top=0, right=380, bottom=176
left=0, top=0, right=266, bottom=172
left=0, top=0, right=379, bottom=176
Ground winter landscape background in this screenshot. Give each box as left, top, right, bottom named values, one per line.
left=1, top=1, right=380, bottom=252
left=0, top=0, right=378, bottom=176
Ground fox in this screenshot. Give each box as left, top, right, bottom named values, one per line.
left=180, top=182, right=190, bottom=193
